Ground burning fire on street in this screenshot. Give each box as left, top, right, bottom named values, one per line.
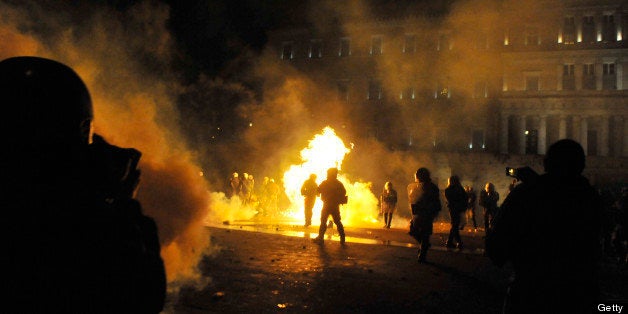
left=282, top=127, right=380, bottom=227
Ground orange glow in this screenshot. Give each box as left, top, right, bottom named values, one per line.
left=282, top=127, right=379, bottom=227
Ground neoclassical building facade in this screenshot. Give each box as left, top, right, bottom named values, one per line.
left=268, top=0, right=628, bottom=160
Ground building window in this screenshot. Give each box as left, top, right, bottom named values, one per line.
left=281, top=42, right=293, bottom=60
left=370, top=35, right=383, bottom=55
left=563, top=64, right=575, bottom=90
left=309, top=40, right=322, bottom=58
left=562, top=17, right=576, bottom=44
left=603, top=63, right=616, bottom=90
left=471, top=130, right=485, bottom=150
left=603, top=63, right=615, bottom=75
left=582, top=16, right=595, bottom=43
left=437, top=33, right=451, bottom=51
left=583, top=64, right=595, bottom=90
left=602, top=14, right=616, bottom=42
left=474, top=80, right=488, bottom=98
left=436, top=82, right=450, bottom=99
left=525, top=129, right=538, bottom=154
left=475, top=33, right=489, bottom=50
left=337, top=80, right=349, bottom=102
left=368, top=80, right=382, bottom=100
left=404, top=34, right=416, bottom=53
left=525, top=26, right=540, bottom=46
left=525, top=74, right=540, bottom=91
left=400, top=86, right=415, bottom=100
left=339, top=38, right=351, bottom=57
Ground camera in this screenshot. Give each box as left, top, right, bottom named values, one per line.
left=505, top=166, right=538, bottom=183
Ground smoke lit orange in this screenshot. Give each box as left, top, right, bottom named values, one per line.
left=282, top=127, right=379, bottom=227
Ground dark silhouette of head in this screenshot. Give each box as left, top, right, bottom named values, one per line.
left=543, top=139, right=585, bottom=177
left=309, top=173, right=317, bottom=180
left=327, top=167, right=338, bottom=179
left=0, top=56, right=93, bottom=152
left=415, top=167, right=431, bottom=183
left=448, top=175, right=460, bottom=187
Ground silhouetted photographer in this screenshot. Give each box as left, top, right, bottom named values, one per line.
left=1, top=56, right=166, bottom=313
left=486, top=139, right=602, bottom=314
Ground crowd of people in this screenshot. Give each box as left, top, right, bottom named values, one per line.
left=228, top=172, right=282, bottom=216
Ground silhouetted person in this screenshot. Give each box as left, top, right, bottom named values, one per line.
left=464, top=185, right=478, bottom=230
left=445, top=175, right=466, bottom=249
left=407, top=167, right=441, bottom=263
left=479, top=182, right=499, bottom=233
left=313, top=168, right=347, bottom=245
left=486, top=139, right=602, bottom=314
left=380, top=181, right=398, bottom=229
left=229, top=172, right=241, bottom=198
left=1, top=56, right=166, bottom=313
left=301, top=173, right=319, bottom=227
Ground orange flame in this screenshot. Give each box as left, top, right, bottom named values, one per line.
left=282, top=127, right=379, bottom=227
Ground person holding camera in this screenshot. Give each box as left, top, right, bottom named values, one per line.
left=1, top=56, right=166, bottom=313
left=407, top=167, right=442, bottom=263
left=486, top=139, right=602, bottom=314
left=313, top=168, right=347, bottom=245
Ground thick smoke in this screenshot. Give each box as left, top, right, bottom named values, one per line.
left=200, top=0, right=571, bottom=226
left=0, top=1, right=211, bottom=285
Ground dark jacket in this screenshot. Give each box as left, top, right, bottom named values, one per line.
left=445, top=185, right=467, bottom=213
left=318, top=178, right=347, bottom=208
left=486, top=173, right=601, bottom=313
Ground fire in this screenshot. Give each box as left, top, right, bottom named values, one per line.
left=282, top=127, right=379, bottom=227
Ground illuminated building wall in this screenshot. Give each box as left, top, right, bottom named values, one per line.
left=268, top=0, right=628, bottom=158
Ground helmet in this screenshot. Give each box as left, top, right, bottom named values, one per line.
left=0, top=56, right=93, bottom=148
left=415, top=167, right=431, bottom=182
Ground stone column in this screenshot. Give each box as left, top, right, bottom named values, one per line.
left=580, top=116, right=588, bottom=155
left=538, top=115, right=547, bottom=155
left=613, top=116, right=623, bottom=157
left=500, top=113, right=509, bottom=154
left=624, top=115, right=628, bottom=157
left=572, top=115, right=581, bottom=142
left=617, top=63, right=623, bottom=90
left=557, top=65, right=563, bottom=90
left=559, top=115, right=567, bottom=139
left=600, top=115, right=609, bottom=156
left=518, top=115, right=527, bottom=155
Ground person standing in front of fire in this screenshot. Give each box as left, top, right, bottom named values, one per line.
left=313, top=168, right=348, bottom=245
left=380, top=181, right=398, bottom=229
left=301, top=173, right=319, bottom=227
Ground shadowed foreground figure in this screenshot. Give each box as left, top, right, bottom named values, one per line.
left=301, top=173, right=319, bottom=227
left=486, top=139, right=602, bottom=314
left=1, top=56, right=166, bottom=313
left=407, top=167, right=441, bottom=263
left=313, top=168, right=347, bottom=244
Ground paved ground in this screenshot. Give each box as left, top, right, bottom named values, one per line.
left=165, top=222, right=627, bottom=314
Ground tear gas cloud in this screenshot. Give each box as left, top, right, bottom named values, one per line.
left=205, top=0, right=567, bottom=219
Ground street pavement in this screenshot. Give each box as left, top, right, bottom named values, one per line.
left=166, top=221, right=627, bottom=314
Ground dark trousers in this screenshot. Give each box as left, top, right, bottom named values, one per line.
left=484, top=208, right=495, bottom=232
left=304, top=197, right=315, bottom=226
left=317, top=205, right=344, bottom=239
left=447, top=210, right=463, bottom=246
left=410, top=214, right=432, bottom=260
left=383, top=212, right=393, bottom=228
